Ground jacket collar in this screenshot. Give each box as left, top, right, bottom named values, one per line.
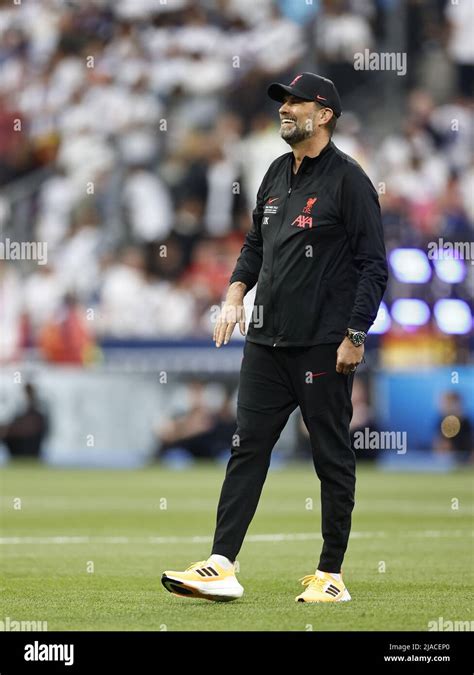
left=289, top=140, right=334, bottom=175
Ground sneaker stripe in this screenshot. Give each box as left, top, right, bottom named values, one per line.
left=328, top=583, right=340, bottom=591
left=325, top=585, right=341, bottom=596
left=206, top=567, right=219, bottom=576
left=200, top=568, right=213, bottom=576
left=196, top=569, right=207, bottom=577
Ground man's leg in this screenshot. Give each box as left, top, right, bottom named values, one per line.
left=287, top=344, right=356, bottom=573
left=211, top=341, right=297, bottom=561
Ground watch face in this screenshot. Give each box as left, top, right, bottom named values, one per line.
left=349, top=331, right=365, bottom=346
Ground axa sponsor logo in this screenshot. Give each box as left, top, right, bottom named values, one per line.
left=291, top=196, right=318, bottom=229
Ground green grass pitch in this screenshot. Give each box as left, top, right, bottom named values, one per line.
left=1, top=460, right=472, bottom=631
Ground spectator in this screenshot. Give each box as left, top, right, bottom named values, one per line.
left=0, top=383, right=49, bottom=459
left=155, top=381, right=236, bottom=461
left=433, top=391, right=473, bottom=463
left=123, top=167, right=173, bottom=242
left=0, top=261, right=23, bottom=363
left=39, top=293, right=96, bottom=364
left=444, top=0, right=474, bottom=99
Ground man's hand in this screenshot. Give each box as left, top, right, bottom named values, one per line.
left=336, top=337, right=364, bottom=375
left=213, top=282, right=247, bottom=347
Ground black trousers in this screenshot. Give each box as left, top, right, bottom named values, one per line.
left=211, top=340, right=356, bottom=572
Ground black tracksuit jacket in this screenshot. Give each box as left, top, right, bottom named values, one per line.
left=229, top=140, right=389, bottom=347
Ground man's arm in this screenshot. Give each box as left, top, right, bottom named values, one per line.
left=213, top=180, right=266, bottom=347
left=228, top=181, right=266, bottom=292
left=340, top=165, right=388, bottom=333
left=336, top=165, right=388, bottom=374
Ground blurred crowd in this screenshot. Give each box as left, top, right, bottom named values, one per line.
left=4, top=378, right=470, bottom=464
left=0, top=0, right=472, bottom=362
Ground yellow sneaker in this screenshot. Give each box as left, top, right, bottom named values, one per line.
left=161, top=559, right=244, bottom=602
left=295, top=569, right=351, bottom=603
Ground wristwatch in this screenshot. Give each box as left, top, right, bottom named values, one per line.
left=346, top=328, right=366, bottom=347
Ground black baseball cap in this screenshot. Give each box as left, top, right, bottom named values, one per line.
left=267, top=72, right=342, bottom=118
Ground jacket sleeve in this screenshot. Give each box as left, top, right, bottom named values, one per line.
left=339, top=165, right=389, bottom=333
left=228, top=178, right=266, bottom=294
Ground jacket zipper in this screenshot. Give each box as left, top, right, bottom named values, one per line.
left=270, top=157, right=305, bottom=346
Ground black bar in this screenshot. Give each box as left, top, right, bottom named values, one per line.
left=0, top=631, right=470, bottom=673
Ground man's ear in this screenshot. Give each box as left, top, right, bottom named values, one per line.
left=322, top=108, right=334, bottom=124
left=315, top=103, right=331, bottom=121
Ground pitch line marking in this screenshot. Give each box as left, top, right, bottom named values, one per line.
left=0, top=530, right=472, bottom=545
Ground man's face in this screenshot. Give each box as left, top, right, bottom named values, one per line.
left=279, top=95, right=328, bottom=145
left=279, top=95, right=318, bottom=144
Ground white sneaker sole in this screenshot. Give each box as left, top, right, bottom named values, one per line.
left=162, top=573, right=244, bottom=602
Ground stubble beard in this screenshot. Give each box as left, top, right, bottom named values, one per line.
left=280, top=117, right=315, bottom=146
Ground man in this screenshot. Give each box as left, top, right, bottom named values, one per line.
left=162, top=72, right=388, bottom=603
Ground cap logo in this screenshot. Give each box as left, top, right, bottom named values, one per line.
left=290, top=74, right=303, bottom=86
left=316, top=94, right=327, bottom=101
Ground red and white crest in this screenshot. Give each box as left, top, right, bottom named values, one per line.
left=303, top=197, right=318, bottom=214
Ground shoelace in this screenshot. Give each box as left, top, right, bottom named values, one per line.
left=299, top=574, right=326, bottom=588
left=299, top=567, right=344, bottom=586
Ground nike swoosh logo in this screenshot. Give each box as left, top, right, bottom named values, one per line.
left=311, top=372, right=327, bottom=377
left=316, top=95, right=327, bottom=101
left=267, top=197, right=279, bottom=204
